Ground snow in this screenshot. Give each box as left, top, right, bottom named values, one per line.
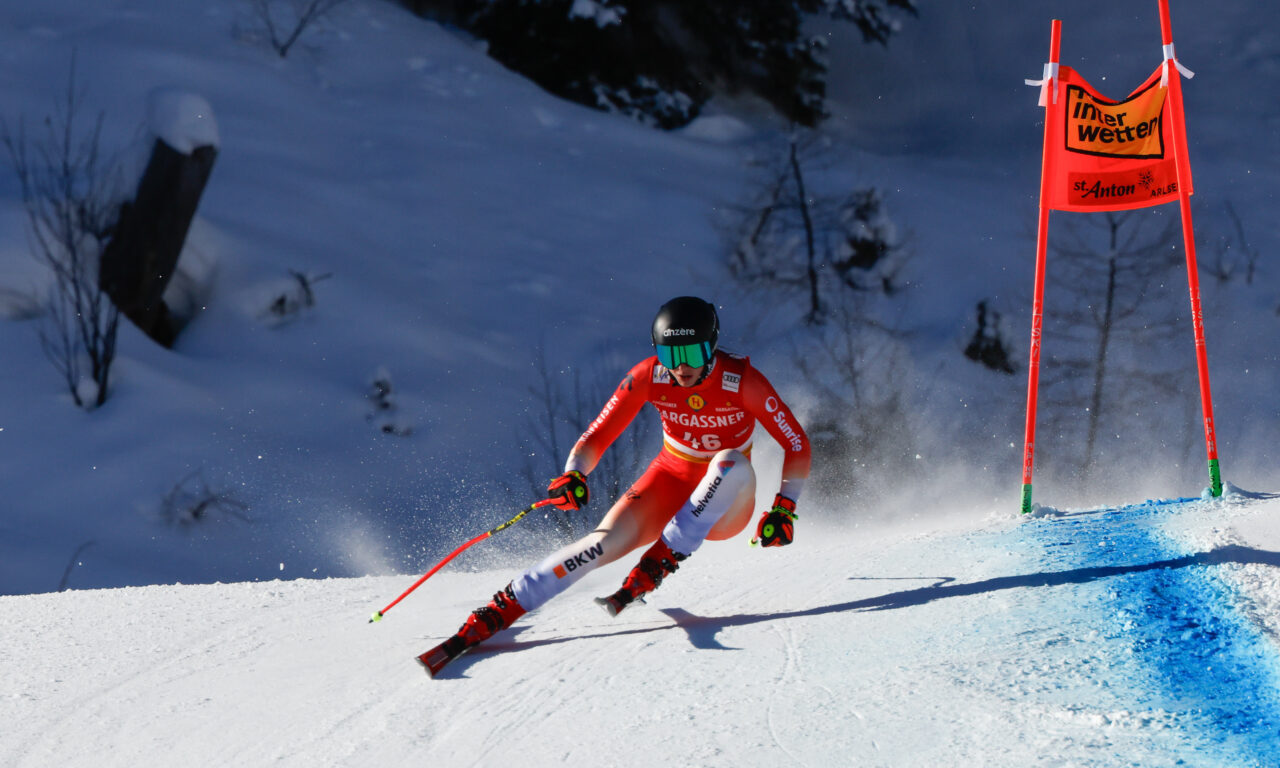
left=0, top=0, right=1277, bottom=765
left=147, top=89, right=221, bottom=153
left=4, top=490, right=1279, bottom=766
left=569, top=0, right=625, bottom=29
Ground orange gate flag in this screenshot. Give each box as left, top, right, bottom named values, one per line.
left=1045, top=65, right=1191, bottom=212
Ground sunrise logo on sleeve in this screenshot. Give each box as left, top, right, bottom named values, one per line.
left=1046, top=65, right=1190, bottom=212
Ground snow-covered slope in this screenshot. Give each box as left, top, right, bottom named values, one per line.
left=0, top=0, right=756, bottom=594
left=4, top=490, right=1279, bottom=766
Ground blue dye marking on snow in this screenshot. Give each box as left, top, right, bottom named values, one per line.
left=1027, top=498, right=1280, bottom=764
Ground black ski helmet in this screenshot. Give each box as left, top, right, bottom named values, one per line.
left=651, top=296, right=718, bottom=369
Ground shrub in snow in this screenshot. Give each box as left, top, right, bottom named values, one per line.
left=1, top=57, right=125, bottom=409
left=161, top=470, right=251, bottom=526
left=964, top=300, right=1016, bottom=375
left=367, top=367, right=414, bottom=437
left=262, top=269, right=331, bottom=324
left=828, top=188, right=907, bottom=294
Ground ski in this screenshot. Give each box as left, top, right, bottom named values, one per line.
left=415, top=636, right=469, bottom=678
left=594, top=592, right=645, bottom=618
left=594, top=595, right=624, bottom=617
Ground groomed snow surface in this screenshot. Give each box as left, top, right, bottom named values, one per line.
left=4, top=489, right=1279, bottom=767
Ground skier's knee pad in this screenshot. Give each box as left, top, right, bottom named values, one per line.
left=661, top=449, right=754, bottom=556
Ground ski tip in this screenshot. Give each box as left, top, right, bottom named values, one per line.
left=594, top=595, right=621, bottom=618
left=416, top=650, right=446, bottom=678
left=417, top=638, right=467, bottom=678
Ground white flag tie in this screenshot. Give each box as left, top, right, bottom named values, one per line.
left=1161, top=43, right=1195, bottom=86
left=1025, top=61, right=1060, bottom=107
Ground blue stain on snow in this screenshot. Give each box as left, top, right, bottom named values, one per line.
left=1028, top=497, right=1280, bottom=765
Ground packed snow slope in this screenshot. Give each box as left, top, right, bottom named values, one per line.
left=1, top=0, right=1277, bottom=596
left=4, top=489, right=1280, bottom=767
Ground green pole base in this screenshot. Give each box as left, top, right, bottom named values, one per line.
left=1208, top=459, right=1223, bottom=498
left=1020, top=484, right=1034, bottom=515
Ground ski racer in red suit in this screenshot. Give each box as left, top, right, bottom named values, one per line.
left=418, top=296, right=811, bottom=676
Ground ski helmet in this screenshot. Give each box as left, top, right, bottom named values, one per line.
left=651, top=296, right=718, bottom=369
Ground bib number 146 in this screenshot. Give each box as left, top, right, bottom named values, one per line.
left=683, top=432, right=721, bottom=451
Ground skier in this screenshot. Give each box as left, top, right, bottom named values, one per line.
left=418, top=296, right=811, bottom=676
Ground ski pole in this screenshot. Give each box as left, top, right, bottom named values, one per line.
left=369, top=497, right=555, bottom=623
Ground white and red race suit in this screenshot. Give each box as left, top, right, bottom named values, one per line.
left=567, top=350, right=810, bottom=496
left=510, top=350, right=811, bottom=612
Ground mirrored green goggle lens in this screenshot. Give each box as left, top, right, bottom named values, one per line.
left=656, top=342, right=712, bottom=369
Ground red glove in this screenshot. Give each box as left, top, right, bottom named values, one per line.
left=547, top=470, right=589, bottom=511
left=753, top=494, right=797, bottom=547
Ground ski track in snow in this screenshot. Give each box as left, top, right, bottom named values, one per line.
left=4, top=495, right=1280, bottom=767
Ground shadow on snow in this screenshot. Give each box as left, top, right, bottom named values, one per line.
left=431, top=542, right=1280, bottom=677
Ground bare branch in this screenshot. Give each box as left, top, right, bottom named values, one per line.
left=248, top=0, right=352, bottom=58
left=2, top=54, right=122, bottom=408
left=162, top=469, right=252, bottom=525
left=57, top=540, right=96, bottom=592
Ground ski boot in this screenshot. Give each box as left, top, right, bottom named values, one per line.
left=417, top=584, right=525, bottom=677
left=595, top=538, right=687, bottom=617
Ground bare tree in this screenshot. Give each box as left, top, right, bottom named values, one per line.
left=794, top=300, right=914, bottom=505
left=730, top=132, right=908, bottom=325
left=787, top=138, right=822, bottom=322
left=1038, top=210, right=1193, bottom=479
left=248, top=0, right=353, bottom=58
left=1202, top=199, right=1260, bottom=286
left=520, top=349, right=656, bottom=541
left=2, top=57, right=123, bottom=408
left=727, top=132, right=913, bottom=505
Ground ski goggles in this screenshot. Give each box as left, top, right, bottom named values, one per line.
left=655, top=341, right=713, bottom=370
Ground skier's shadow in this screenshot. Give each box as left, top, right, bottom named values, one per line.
left=450, top=543, right=1280, bottom=673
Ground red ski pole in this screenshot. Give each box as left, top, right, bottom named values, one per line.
left=369, top=498, right=556, bottom=623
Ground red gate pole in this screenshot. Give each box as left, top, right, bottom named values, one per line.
left=1157, top=0, right=1223, bottom=497
left=1020, top=20, right=1062, bottom=515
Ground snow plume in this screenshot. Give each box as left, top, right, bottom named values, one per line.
left=322, top=508, right=398, bottom=578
